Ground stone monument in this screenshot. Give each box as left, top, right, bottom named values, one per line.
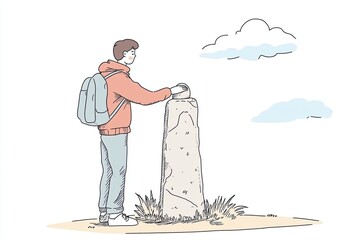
left=159, top=84, right=205, bottom=218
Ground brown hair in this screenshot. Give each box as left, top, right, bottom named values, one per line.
left=113, top=39, right=139, bottom=61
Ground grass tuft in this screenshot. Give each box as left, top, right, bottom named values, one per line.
left=204, top=195, right=247, bottom=220
left=134, top=191, right=163, bottom=223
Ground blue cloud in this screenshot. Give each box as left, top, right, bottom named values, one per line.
left=200, top=43, right=297, bottom=61
left=252, top=98, right=333, bottom=123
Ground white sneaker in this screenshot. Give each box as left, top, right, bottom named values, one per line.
left=108, top=213, right=138, bottom=226
left=99, top=212, right=109, bottom=224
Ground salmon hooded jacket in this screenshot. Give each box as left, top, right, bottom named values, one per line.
left=97, top=60, right=171, bottom=135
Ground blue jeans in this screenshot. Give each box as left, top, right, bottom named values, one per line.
left=98, top=134, right=128, bottom=214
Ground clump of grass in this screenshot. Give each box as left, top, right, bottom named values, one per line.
left=134, top=191, right=163, bottom=223
left=134, top=191, right=247, bottom=225
left=203, top=195, right=247, bottom=225
left=134, top=191, right=204, bottom=224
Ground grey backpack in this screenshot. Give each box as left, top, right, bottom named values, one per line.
left=77, top=71, right=125, bottom=126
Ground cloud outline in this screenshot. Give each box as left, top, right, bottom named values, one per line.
left=234, top=18, right=296, bottom=39
left=201, top=18, right=297, bottom=61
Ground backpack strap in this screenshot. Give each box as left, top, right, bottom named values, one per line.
left=109, top=98, right=126, bottom=120
left=104, top=70, right=121, bottom=79
left=104, top=70, right=127, bottom=120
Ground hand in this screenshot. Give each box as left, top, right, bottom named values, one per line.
left=171, top=84, right=188, bottom=95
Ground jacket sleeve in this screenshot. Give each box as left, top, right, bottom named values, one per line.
left=112, top=74, right=172, bottom=105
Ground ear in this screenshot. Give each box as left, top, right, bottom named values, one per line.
left=122, top=50, right=129, bottom=58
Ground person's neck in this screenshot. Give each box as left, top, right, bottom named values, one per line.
left=118, top=59, right=127, bottom=66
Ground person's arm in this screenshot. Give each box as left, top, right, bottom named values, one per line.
left=114, top=74, right=171, bottom=105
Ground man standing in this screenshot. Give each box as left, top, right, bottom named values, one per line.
left=97, top=39, right=185, bottom=226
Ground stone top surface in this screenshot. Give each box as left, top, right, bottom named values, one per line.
left=172, top=83, right=191, bottom=99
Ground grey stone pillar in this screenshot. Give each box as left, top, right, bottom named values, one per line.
left=160, top=84, right=205, bottom=218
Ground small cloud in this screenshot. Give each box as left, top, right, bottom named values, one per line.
left=252, top=98, right=333, bottom=123
left=201, top=18, right=297, bottom=61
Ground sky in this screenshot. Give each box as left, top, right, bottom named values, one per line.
left=1, top=0, right=360, bottom=239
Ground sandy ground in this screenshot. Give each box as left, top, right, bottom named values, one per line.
left=48, top=215, right=321, bottom=234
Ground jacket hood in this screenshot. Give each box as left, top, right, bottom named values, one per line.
left=98, top=60, right=130, bottom=73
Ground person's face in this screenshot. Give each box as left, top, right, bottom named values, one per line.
left=123, top=49, right=136, bottom=65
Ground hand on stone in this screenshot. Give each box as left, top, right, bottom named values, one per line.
left=171, top=85, right=187, bottom=95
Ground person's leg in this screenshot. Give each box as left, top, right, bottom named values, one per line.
left=98, top=137, right=112, bottom=214
left=100, top=134, right=138, bottom=226
left=101, top=134, right=128, bottom=215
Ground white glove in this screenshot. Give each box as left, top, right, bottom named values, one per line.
left=170, top=84, right=188, bottom=94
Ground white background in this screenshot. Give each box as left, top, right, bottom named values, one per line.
left=1, top=0, right=359, bottom=239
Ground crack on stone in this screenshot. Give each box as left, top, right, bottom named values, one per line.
left=165, top=189, right=198, bottom=208
left=168, top=111, right=195, bottom=133
left=164, top=167, right=173, bottom=184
